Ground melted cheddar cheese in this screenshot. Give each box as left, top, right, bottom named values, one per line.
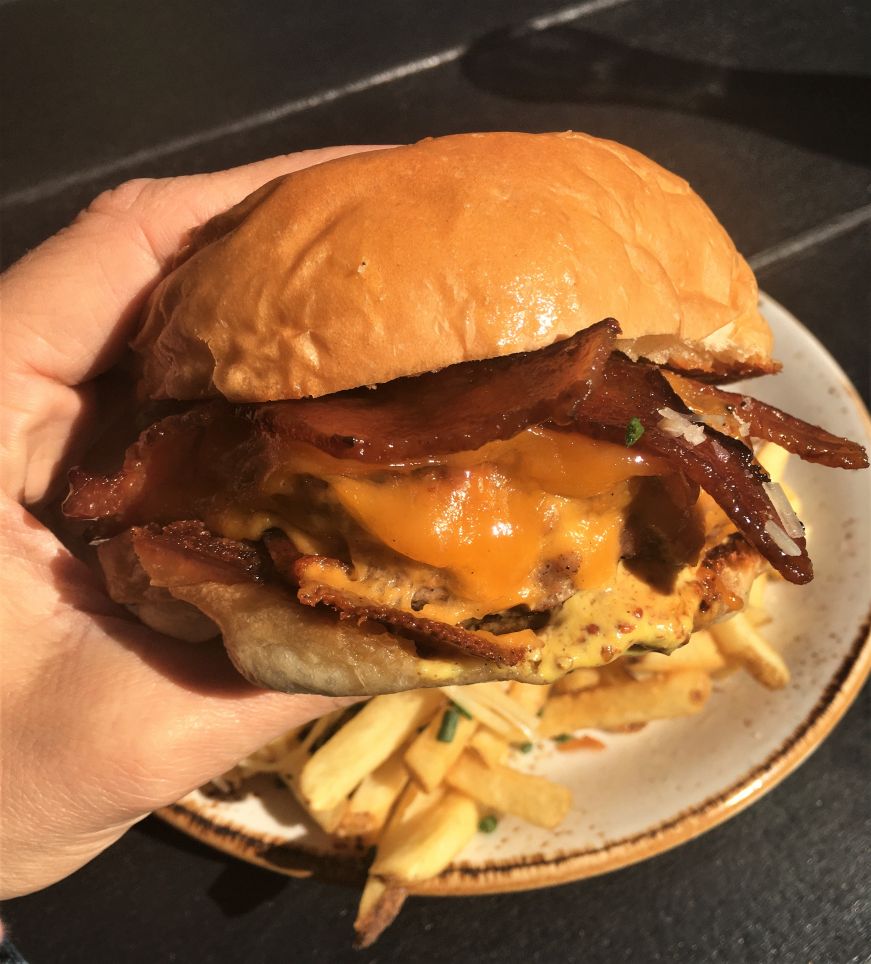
left=214, top=426, right=667, bottom=619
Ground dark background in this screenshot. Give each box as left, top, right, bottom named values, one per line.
left=2, top=0, right=869, bottom=961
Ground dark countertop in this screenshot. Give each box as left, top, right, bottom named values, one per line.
left=2, top=1, right=869, bottom=961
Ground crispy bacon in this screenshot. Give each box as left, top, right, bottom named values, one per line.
left=64, top=404, right=258, bottom=531
left=253, top=319, right=618, bottom=462
left=263, top=531, right=528, bottom=664
left=569, top=355, right=814, bottom=585
left=296, top=582, right=528, bottom=665
left=105, top=521, right=268, bottom=587
left=102, top=523, right=525, bottom=665
left=65, top=322, right=618, bottom=529
left=664, top=372, right=868, bottom=469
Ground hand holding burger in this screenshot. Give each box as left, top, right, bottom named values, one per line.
left=0, top=147, right=376, bottom=899
left=1, top=134, right=865, bottom=904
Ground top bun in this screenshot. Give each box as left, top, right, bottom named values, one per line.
left=134, top=132, right=773, bottom=402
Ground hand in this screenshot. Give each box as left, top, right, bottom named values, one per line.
left=0, top=147, right=382, bottom=899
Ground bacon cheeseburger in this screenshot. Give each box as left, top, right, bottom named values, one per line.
left=65, top=133, right=867, bottom=695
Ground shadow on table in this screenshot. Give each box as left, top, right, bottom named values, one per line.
left=138, top=818, right=291, bottom=916
left=460, top=25, right=871, bottom=167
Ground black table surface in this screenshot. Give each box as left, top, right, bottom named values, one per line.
left=2, top=2, right=869, bottom=961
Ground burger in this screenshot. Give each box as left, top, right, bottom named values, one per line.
left=63, top=132, right=867, bottom=695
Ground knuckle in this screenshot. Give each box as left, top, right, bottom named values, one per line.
left=82, top=177, right=156, bottom=219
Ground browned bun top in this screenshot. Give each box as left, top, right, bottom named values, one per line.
left=134, top=132, right=773, bottom=403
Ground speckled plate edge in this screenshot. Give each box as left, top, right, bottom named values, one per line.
left=157, top=293, right=871, bottom=897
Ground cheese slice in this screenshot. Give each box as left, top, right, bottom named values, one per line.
left=213, top=426, right=667, bottom=618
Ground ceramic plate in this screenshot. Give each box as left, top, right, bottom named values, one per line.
left=158, top=293, right=871, bottom=895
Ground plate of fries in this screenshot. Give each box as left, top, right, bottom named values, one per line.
left=158, top=295, right=871, bottom=946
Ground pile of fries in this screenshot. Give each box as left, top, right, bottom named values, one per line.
left=211, top=445, right=794, bottom=946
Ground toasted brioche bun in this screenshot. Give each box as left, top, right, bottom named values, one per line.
left=134, top=132, right=773, bottom=403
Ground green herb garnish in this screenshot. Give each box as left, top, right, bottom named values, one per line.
left=478, top=815, right=499, bottom=833
left=452, top=700, right=473, bottom=720
left=518, top=742, right=534, bottom=754
left=437, top=706, right=460, bottom=743
left=553, top=733, right=573, bottom=744
left=625, top=417, right=645, bottom=446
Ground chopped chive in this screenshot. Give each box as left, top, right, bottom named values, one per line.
left=437, top=706, right=460, bottom=743
left=518, top=742, right=534, bottom=754
left=553, top=733, right=573, bottom=744
left=451, top=700, right=473, bottom=720
left=478, top=815, right=499, bottom=833
left=625, top=417, right=645, bottom=447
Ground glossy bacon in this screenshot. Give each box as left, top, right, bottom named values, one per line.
left=263, top=532, right=529, bottom=664
left=64, top=404, right=259, bottom=531
left=665, top=372, right=869, bottom=469
left=64, top=322, right=618, bottom=529
left=570, top=355, right=814, bottom=584
left=103, top=521, right=268, bottom=588
left=253, top=319, right=619, bottom=462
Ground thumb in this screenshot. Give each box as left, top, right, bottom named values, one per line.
left=1, top=145, right=390, bottom=503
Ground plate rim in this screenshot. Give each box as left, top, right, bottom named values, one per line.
left=156, top=292, right=871, bottom=897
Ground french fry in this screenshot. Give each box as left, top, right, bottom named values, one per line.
left=744, top=575, right=771, bottom=627
left=443, top=682, right=539, bottom=740
left=441, top=685, right=528, bottom=741
left=335, top=750, right=410, bottom=839
left=710, top=613, right=790, bottom=689
left=508, top=680, right=552, bottom=713
left=552, top=669, right=600, bottom=694
left=445, top=752, right=571, bottom=829
left=469, top=728, right=509, bottom=768
left=539, top=670, right=712, bottom=737
left=405, top=710, right=476, bottom=793
left=299, top=690, right=443, bottom=812
left=378, top=782, right=443, bottom=851
left=353, top=876, right=408, bottom=949
left=631, top=631, right=728, bottom=675
left=372, top=790, right=478, bottom=882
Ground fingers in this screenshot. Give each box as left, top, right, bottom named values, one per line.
left=1, top=499, right=353, bottom=843
left=0, top=144, right=393, bottom=502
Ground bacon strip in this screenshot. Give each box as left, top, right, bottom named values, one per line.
left=107, top=521, right=268, bottom=587
left=296, top=582, right=528, bottom=665
left=665, top=372, right=868, bottom=469
left=253, top=319, right=619, bottom=462
left=570, top=355, right=814, bottom=585
left=65, top=322, right=618, bottom=529
left=64, top=404, right=258, bottom=530
left=263, top=532, right=528, bottom=665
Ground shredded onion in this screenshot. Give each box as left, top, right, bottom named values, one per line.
left=764, top=520, right=802, bottom=557
left=763, top=482, right=804, bottom=539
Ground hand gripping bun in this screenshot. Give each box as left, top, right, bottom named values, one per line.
left=134, top=132, right=774, bottom=403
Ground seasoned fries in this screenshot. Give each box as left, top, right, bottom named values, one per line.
left=710, top=613, right=790, bottom=689
left=405, top=710, right=477, bottom=792
left=469, top=728, right=510, bottom=768
left=372, top=790, right=479, bottom=880
left=299, top=690, right=442, bottom=812
left=336, top=751, right=410, bottom=839
left=630, top=630, right=727, bottom=675
left=211, top=561, right=792, bottom=946
left=446, top=752, right=571, bottom=829
left=540, top=670, right=712, bottom=737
